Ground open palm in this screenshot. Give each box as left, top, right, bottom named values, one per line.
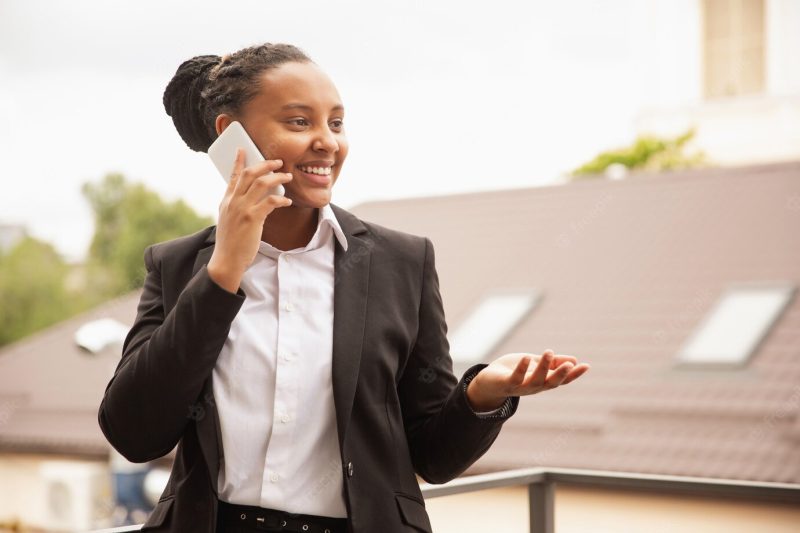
left=467, top=350, right=590, bottom=410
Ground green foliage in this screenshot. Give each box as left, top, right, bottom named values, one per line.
left=82, top=173, right=214, bottom=296
left=0, top=237, right=79, bottom=346
left=571, top=128, right=706, bottom=179
left=0, top=174, right=213, bottom=349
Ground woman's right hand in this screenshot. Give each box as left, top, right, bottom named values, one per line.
left=207, top=148, right=293, bottom=293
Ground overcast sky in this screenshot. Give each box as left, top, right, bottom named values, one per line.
left=1, top=0, right=661, bottom=261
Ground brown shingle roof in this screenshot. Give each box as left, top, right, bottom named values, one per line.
left=3, top=161, right=798, bottom=482
left=0, top=292, right=142, bottom=457
left=349, top=161, right=800, bottom=483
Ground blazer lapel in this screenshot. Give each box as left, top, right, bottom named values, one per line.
left=330, top=204, right=371, bottom=451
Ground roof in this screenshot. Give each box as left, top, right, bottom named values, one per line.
left=0, top=291, right=142, bottom=458
left=2, top=161, right=797, bottom=483
left=349, top=161, right=800, bottom=484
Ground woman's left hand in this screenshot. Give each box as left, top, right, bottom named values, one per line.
left=466, top=350, right=590, bottom=411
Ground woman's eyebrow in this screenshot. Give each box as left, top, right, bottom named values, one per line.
left=280, top=102, right=344, bottom=112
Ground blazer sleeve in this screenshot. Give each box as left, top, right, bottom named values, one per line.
left=97, top=245, right=245, bottom=463
left=397, top=237, right=519, bottom=485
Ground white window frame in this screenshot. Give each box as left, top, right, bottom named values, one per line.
left=677, top=282, right=795, bottom=367
left=448, top=288, right=541, bottom=365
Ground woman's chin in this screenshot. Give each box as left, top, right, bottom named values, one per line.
left=287, top=190, right=333, bottom=209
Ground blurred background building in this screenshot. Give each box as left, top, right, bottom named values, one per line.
left=1, top=0, right=799, bottom=531
left=633, top=0, right=800, bottom=166
left=354, top=161, right=799, bottom=532
left=0, top=295, right=170, bottom=531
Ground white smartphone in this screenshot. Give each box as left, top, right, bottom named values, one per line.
left=207, top=121, right=285, bottom=196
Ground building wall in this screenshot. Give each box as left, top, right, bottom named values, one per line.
left=425, top=485, right=800, bottom=533
left=766, top=0, right=800, bottom=94
left=631, top=0, right=800, bottom=101
left=0, top=454, right=114, bottom=532
left=633, top=0, right=800, bottom=165
left=630, top=0, right=704, bottom=106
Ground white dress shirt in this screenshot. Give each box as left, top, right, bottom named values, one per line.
left=212, top=203, right=349, bottom=517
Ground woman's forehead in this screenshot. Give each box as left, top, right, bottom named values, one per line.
left=254, top=62, right=343, bottom=112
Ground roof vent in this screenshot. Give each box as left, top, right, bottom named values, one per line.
left=74, top=318, right=129, bottom=355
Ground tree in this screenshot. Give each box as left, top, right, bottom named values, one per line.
left=571, top=128, right=706, bottom=179
left=0, top=237, right=77, bottom=346
left=0, top=175, right=212, bottom=348
left=81, top=173, right=214, bottom=297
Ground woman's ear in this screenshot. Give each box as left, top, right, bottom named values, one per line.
left=215, top=113, right=234, bottom=136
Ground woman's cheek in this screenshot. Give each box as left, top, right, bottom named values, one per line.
left=259, top=132, right=293, bottom=161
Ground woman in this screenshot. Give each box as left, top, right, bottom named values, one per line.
left=98, top=42, right=589, bottom=533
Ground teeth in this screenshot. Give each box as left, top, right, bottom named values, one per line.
left=300, top=166, right=332, bottom=176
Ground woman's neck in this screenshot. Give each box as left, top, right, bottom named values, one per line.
left=260, top=205, right=319, bottom=251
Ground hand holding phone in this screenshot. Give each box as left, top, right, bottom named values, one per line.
left=208, top=120, right=285, bottom=197
left=206, top=122, right=293, bottom=293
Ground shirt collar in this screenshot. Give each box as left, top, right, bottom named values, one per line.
left=320, top=202, right=349, bottom=252
left=256, top=203, right=349, bottom=257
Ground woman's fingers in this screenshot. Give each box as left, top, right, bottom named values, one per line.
left=544, top=361, right=575, bottom=389
left=551, top=354, right=578, bottom=368
left=228, top=148, right=245, bottom=190
left=234, top=158, right=285, bottom=196
left=516, top=350, right=588, bottom=392
left=561, top=363, right=591, bottom=385
left=255, top=191, right=293, bottom=213
left=526, top=350, right=553, bottom=387
left=247, top=172, right=293, bottom=204
left=511, top=355, right=533, bottom=385
left=496, top=350, right=589, bottom=396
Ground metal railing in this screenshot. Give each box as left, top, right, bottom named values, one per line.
left=420, top=467, right=800, bottom=533
left=91, top=467, right=800, bottom=533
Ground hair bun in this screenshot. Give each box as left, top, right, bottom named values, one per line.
left=162, top=54, right=221, bottom=152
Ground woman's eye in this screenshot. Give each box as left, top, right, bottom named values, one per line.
left=288, top=118, right=343, bottom=129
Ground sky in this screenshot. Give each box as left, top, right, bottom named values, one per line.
left=0, top=0, right=670, bottom=261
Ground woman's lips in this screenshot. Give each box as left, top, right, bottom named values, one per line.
left=297, top=166, right=332, bottom=186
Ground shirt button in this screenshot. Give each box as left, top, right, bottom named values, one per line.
left=270, top=472, right=280, bottom=482
left=283, top=302, right=294, bottom=312
left=346, top=462, right=354, bottom=477
left=281, top=414, right=291, bottom=423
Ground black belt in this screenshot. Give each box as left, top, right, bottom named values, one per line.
left=217, top=499, right=348, bottom=533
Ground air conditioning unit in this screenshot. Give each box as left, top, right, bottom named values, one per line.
left=38, top=460, right=113, bottom=532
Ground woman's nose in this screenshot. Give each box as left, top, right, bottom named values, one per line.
left=313, top=127, right=339, bottom=153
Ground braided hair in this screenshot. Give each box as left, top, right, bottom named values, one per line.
left=162, top=43, right=312, bottom=153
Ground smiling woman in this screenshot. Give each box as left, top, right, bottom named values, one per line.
left=97, top=41, right=588, bottom=533
left=162, top=44, right=347, bottom=256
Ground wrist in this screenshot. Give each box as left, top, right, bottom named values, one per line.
left=207, top=257, right=244, bottom=294
left=466, top=375, right=507, bottom=411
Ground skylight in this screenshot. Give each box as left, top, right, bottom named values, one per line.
left=448, top=289, right=540, bottom=364
left=678, top=284, right=795, bottom=366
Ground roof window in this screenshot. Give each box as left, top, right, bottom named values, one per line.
left=678, top=284, right=794, bottom=366
left=448, top=289, right=540, bottom=364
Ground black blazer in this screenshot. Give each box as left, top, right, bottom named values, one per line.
left=98, top=203, right=519, bottom=533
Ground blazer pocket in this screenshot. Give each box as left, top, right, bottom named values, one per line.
left=394, top=493, right=432, bottom=533
left=141, top=496, right=174, bottom=530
